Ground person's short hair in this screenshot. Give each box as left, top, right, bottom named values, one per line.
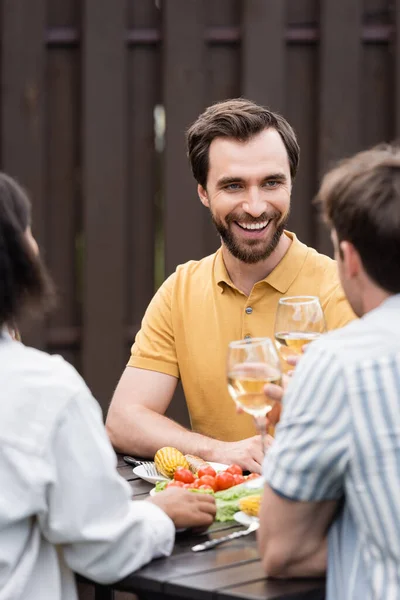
left=317, top=144, right=400, bottom=293
left=0, top=173, right=54, bottom=328
left=186, top=98, right=300, bottom=188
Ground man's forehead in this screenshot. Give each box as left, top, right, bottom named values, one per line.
left=208, top=128, right=290, bottom=178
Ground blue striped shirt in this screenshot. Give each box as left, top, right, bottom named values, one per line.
left=264, top=294, right=400, bottom=600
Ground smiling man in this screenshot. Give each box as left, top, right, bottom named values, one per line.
left=106, top=99, right=355, bottom=472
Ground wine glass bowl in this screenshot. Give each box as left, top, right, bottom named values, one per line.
left=227, top=337, right=281, bottom=452
left=274, top=296, right=326, bottom=364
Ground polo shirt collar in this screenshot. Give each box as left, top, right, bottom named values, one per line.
left=215, top=231, right=309, bottom=294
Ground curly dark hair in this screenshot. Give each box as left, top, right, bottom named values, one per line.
left=0, top=173, right=54, bottom=328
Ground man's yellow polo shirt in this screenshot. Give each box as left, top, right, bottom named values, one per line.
left=128, top=232, right=355, bottom=442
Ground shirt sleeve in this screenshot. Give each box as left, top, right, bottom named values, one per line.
left=322, top=282, right=357, bottom=331
left=127, top=273, right=179, bottom=378
left=38, top=390, right=175, bottom=584
left=264, top=343, right=350, bottom=502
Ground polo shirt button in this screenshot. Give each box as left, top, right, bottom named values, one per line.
left=245, top=307, right=253, bottom=314
left=244, top=334, right=251, bottom=340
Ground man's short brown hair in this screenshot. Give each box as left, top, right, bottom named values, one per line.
left=186, top=98, right=300, bottom=188
left=317, top=144, right=400, bottom=293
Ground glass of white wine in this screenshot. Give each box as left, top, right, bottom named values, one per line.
left=227, top=337, right=282, bottom=453
left=274, top=296, right=326, bottom=365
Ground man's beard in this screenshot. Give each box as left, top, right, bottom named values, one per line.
left=210, top=209, right=289, bottom=264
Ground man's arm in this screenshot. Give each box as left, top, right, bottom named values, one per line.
left=259, top=343, right=349, bottom=577
left=258, top=486, right=338, bottom=578
left=106, top=366, right=266, bottom=472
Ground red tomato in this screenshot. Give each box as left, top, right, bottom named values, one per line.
left=246, top=473, right=261, bottom=480
left=215, top=471, right=235, bottom=491
left=197, top=475, right=217, bottom=492
left=199, top=484, right=213, bottom=492
left=225, top=464, right=243, bottom=476
left=174, top=467, right=195, bottom=484
left=167, top=480, right=184, bottom=488
left=197, top=465, right=217, bottom=478
left=192, top=478, right=203, bottom=489
left=233, top=474, right=245, bottom=486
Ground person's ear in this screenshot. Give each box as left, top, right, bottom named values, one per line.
left=340, top=241, right=361, bottom=279
left=198, top=184, right=209, bottom=208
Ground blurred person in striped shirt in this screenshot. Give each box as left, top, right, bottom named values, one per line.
left=258, top=144, right=400, bottom=599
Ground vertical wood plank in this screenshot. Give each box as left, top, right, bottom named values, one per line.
left=162, top=0, right=206, bottom=276
left=47, top=48, right=80, bottom=370
left=318, top=0, right=363, bottom=254
left=242, top=0, right=286, bottom=113
left=1, top=0, right=47, bottom=348
left=395, top=0, right=400, bottom=140
left=82, top=0, right=126, bottom=412
left=128, top=3, right=160, bottom=334
left=286, top=45, right=318, bottom=248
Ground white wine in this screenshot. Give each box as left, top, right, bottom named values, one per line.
left=228, top=371, right=281, bottom=417
left=275, top=331, right=321, bottom=361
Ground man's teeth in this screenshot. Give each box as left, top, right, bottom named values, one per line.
left=237, top=220, right=270, bottom=230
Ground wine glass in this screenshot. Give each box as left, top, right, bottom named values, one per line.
left=274, top=296, right=326, bottom=366
left=227, top=337, right=282, bottom=453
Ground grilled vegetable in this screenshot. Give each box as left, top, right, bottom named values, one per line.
left=184, top=454, right=210, bottom=474
left=239, top=494, right=262, bottom=517
left=154, top=447, right=189, bottom=478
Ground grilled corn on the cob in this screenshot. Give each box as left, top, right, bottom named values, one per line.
left=239, top=494, right=261, bottom=517
left=154, top=447, right=190, bottom=478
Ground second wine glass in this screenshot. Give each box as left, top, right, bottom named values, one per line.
left=274, top=296, right=326, bottom=365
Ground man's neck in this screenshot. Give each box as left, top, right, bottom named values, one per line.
left=361, top=285, right=392, bottom=316
left=222, top=233, right=292, bottom=296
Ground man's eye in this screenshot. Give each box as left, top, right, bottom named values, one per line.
left=264, top=180, right=279, bottom=188
left=225, top=183, right=242, bottom=191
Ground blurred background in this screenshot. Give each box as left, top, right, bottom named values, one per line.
left=3, top=0, right=398, bottom=415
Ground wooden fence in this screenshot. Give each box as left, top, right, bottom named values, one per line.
left=1, top=0, right=398, bottom=415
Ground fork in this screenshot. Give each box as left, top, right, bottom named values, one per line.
left=123, top=456, right=160, bottom=477
left=191, top=521, right=259, bottom=552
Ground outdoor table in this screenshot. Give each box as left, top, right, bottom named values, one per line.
left=88, top=455, right=326, bottom=600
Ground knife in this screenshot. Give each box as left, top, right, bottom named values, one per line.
left=191, top=521, right=259, bottom=552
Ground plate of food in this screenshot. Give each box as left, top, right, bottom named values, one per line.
left=132, top=447, right=230, bottom=485
left=133, top=460, right=228, bottom=485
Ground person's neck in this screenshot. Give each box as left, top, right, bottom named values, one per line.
left=222, top=233, right=292, bottom=296
left=361, top=284, right=392, bottom=315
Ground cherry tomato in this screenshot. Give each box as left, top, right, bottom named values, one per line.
left=167, top=480, right=184, bottom=488
left=246, top=473, right=261, bottom=480
left=233, top=474, right=245, bottom=486
left=174, top=467, right=195, bottom=484
left=192, top=478, right=203, bottom=489
left=197, top=465, right=217, bottom=478
left=225, top=464, right=243, bottom=476
left=215, top=471, right=235, bottom=491
left=199, top=484, right=214, bottom=492
left=197, top=475, right=217, bottom=492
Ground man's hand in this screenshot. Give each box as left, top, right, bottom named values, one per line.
left=211, top=435, right=273, bottom=473
left=148, top=487, right=216, bottom=530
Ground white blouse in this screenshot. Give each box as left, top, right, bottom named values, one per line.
left=0, top=332, right=175, bottom=600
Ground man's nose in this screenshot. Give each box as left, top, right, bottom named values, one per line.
left=242, top=189, right=265, bottom=218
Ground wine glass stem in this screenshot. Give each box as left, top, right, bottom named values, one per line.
left=256, top=415, right=268, bottom=455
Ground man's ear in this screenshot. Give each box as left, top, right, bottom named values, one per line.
left=340, top=241, right=361, bottom=279
left=198, top=184, right=209, bottom=208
